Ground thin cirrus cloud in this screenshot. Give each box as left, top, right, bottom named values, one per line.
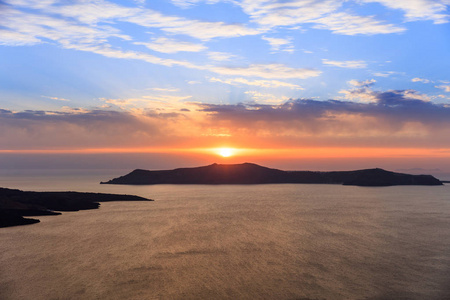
left=0, top=1, right=322, bottom=81
left=41, top=95, right=71, bottom=102
left=209, top=77, right=303, bottom=89
left=412, top=78, right=431, bottom=83
left=207, top=52, right=237, bottom=62
left=227, top=1, right=406, bottom=35
left=436, top=85, right=450, bottom=92
left=360, top=0, right=450, bottom=24
left=322, top=59, right=368, bottom=69
left=312, top=12, right=405, bottom=35
left=211, top=64, right=321, bottom=79
left=262, top=36, right=294, bottom=53
left=1, top=0, right=441, bottom=85
left=135, top=37, right=206, bottom=54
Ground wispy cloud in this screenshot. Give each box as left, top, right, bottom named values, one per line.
left=436, top=85, right=450, bottom=92
left=212, top=64, right=321, bottom=79
left=209, top=77, right=303, bottom=89
left=244, top=91, right=290, bottom=104
left=262, top=36, right=294, bottom=53
left=361, top=0, right=449, bottom=24
left=373, top=71, right=396, bottom=77
left=238, top=0, right=341, bottom=27
left=313, top=12, right=405, bottom=35
left=126, top=8, right=261, bottom=41
left=207, top=51, right=237, bottom=62
left=412, top=77, right=431, bottom=83
left=237, top=1, right=405, bottom=35
left=322, top=59, right=367, bottom=69
left=170, top=0, right=221, bottom=9
left=0, top=6, right=131, bottom=47
left=0, top=28, right=41, bottom=46
left=147, top=88, right=180, bottom=92
left=41, top=95, right=70, bottom=102
left=102, top=93, right=192, bottom=111
left=135, top=37, right=206, bottom=54
left=348, top=79, right=376, bottom=87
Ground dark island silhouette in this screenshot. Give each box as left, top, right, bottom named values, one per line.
left=101, top=163, right=443, bottom=186
left=0, top=187, right=151, bottom=228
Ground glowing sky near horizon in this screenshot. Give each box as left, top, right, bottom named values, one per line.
left=1, top=0, right=450, bottom=170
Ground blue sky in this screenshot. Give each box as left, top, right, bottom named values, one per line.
left=1, top=0, right=450, bottom=172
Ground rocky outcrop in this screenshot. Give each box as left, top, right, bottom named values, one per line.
left=0, top=188, right=151, bottom=228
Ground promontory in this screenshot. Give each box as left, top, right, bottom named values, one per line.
left=0, top=188, right=151, bottom=228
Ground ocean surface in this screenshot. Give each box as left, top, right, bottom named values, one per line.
left=1, top=169, right=450, bottom=300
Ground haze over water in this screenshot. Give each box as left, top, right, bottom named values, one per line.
left=1, top=172, right=450, bottom=300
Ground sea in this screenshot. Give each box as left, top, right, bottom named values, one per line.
left=1, top=169, right=450, bottom=300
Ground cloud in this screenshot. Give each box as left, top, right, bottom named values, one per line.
left=0, top=29, right=41, bottom=46
left=348, top=79, right=376, bottom=87
left=209, top=77, right=303, bottom=89
left=187, top=80, right=201, bottom=84
left=41, top=95, right=70, bottom=102
left=237, top=1, right=406, bottom=35
left=207, top=51, right=237, bottom=62
left=170, top=0, right=220, bottom=9
left=412, top=77, right=431, bottom=83
left=262, top=36, right=294, bottom=53
left=238, top=0, right=342, bottom=27
left=1, top=3, right=321, bottom=82
left=361, top=0, right=449, bottom=24
left=148, top=88, right=180, bottom=92
left=0, top=108, right=160, bottom=149
left=126, top=8, right=261, bottom=41
left=64, top=44, right=202, bottom=70
left=101, top=93, right=193, bottom=111
left=313, top=12, right=406, bottom=35
left=244, top=91, right=290, bottom=104
left=373, top=71, right=396, bottom=77
left=436, top=85, right=450, bottom=92
left=135, top=37, right=206, bottom=54
left=4, top=0, right=261, bottom=43
left=212, top=64, right=321, bottom=79
left=340, top=82, right=433, bottom=103
left=323, top=59, right=367, bottom=69
left=195, top=89, right=450, bottom=146
left=0, top=105, right=207, bottom=150
left=2, top=85, right=450, bottom=150
left=0, top=6, right=131, bottom=49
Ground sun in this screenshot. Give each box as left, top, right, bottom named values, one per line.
left=217, top=147, right=234, bottom=157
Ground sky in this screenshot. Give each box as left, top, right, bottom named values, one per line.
left=1, top=0, right=450, bottom=175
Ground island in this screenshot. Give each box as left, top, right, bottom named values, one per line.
left=0, top=187, right=151, bottom=228
left=101, top=163, right=443, bottom=186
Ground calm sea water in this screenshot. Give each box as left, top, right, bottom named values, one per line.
left=1, top=170, right=450, bottom=300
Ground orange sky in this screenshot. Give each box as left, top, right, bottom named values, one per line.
left=2, top=146, right=450, bottom=158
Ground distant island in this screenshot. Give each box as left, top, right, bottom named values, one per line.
left=101, top=163, right=443, bottom=186
left=0, top=187, right=151, bottom=228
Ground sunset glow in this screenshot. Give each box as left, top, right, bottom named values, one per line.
left=0, top=0, right=449, bottom=175
left=217, top=148, right=234, bottom=157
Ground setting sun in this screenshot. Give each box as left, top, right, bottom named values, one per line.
left=217, top=148, right=234, bottom=157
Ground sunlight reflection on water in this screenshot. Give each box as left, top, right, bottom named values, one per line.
left=1, top=172, right=450, bottom=299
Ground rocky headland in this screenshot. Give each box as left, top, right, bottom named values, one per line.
left=0, top=187, right=151, bottom=228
